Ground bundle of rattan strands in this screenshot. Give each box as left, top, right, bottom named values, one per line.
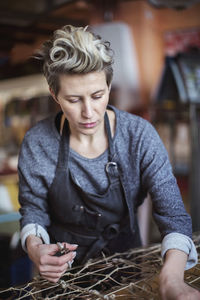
left=1, top=234, right=200, bottom=299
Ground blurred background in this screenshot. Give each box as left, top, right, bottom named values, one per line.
left=0, top=0, right=200, bottom=289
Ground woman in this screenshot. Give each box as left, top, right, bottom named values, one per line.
left=18, top=25, right=200, bottom=299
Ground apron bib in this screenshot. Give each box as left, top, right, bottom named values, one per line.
left=48, top=111, right=141, bottom=264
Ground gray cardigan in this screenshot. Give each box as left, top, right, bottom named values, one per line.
left=18, top=106, right=197, bottom=268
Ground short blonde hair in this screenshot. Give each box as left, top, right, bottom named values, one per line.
left=37, top=25, right=114, bottom=96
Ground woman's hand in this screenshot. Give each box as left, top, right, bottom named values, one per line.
left=159, top=249, right=200, bottom=300
left=159, top=273, right=200, bottom=300
left=26, top=235, right=77, bottom=283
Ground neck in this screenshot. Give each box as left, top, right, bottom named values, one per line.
left=69, top=119, right=108, bottom=159
left=60, top=109, right=115, bottom=158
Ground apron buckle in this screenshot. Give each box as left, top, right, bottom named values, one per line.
left=106, top=161, right=117, bottom=173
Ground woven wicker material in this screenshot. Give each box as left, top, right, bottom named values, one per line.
left=1, top=235, right=200, bottom=299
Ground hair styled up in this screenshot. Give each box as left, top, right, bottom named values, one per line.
left=37, top=25, right=114, bottom=96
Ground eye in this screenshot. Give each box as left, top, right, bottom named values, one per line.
left=93, top=94, right=103, bottom=100
left=68, top=98, right=79, bottom=103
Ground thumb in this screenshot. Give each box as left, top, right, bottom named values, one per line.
left=43, top=243, right=61, bottom=256
left=54, top=242, right=78, bottom=256
left=63, top=242, right=78, bottom=251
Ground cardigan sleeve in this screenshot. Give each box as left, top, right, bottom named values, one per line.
left=17, top=121, right=56, bottom=232
left=139, top=120, right=192, bottom=239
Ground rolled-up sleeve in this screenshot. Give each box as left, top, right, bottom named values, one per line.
left=161, top=232, right=198, bottom=270
left=21, top=223, right=50, bottom=252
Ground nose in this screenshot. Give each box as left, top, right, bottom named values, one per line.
left=81, top=99, right=93, bottom=119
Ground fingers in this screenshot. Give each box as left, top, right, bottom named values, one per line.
left=40, top=257, right=75, bottom=283
left=57, top=242, right=78, bottom=254
left=36, top=242, right=78, bottom=283
left=40, top=262, right=69, bottom=283
left=63, top=243, right=78, bottom=250
left=38, top=248, right=77, bottom=283
left=37, top=242, right=78, bottom=257
left=39, top=261, right=68, bottom=274
left=39, top=251, right=76, bottom=268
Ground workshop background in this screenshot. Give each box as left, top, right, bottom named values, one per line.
left=0, top=0, right=200, bottom=289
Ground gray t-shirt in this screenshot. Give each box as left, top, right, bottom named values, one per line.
left=69, top=148, right=109, bottom=194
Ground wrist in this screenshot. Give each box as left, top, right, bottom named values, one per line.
left=26, top=234, right=43, bottom=252
left=160, top=266, right=183, bottom=283
left=160, top=249, right=187, bottom=283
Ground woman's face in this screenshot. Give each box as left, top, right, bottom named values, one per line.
left=52, top=71, right=110, bottom=137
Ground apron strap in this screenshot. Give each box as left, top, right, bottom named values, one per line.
left=57, top=117, right=70, bottom=169
left=104, top=111, right=115, bottom=162
left=104, top=112, right=120, bottom=180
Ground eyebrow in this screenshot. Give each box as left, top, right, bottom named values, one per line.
left=64, top=89, right=106, bottom=98
left=64, top=94, right=81, bottom=98
left=92, top=89, right=106, bottom=95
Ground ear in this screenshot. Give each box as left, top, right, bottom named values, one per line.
left=49, top=88, right=59, bottom=104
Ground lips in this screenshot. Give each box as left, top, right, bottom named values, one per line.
left=79, top=122, right=97, bottom=128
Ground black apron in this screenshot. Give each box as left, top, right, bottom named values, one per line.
left=48, top=112, right=141, bottom=264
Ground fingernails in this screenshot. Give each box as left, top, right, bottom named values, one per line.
left=72, top=251, right=77, bottom=259
left=71, top=244, right=78, bottom=247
